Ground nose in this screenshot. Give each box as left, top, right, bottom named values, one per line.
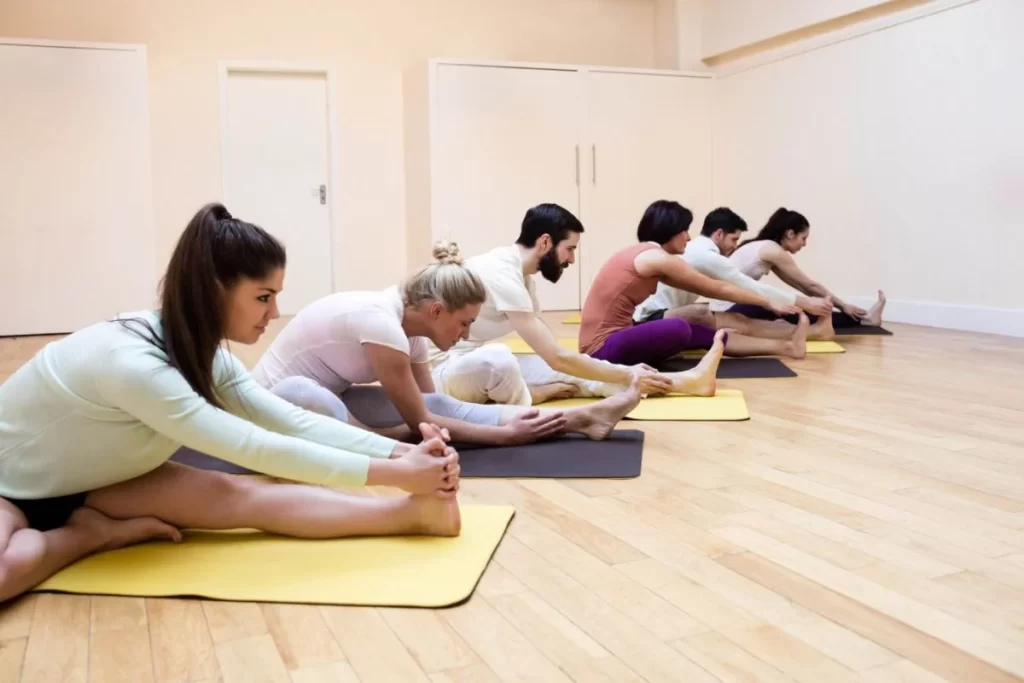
left=270, top=301, right=281, bottom=321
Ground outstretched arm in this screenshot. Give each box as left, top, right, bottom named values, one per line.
left=688, top=249, right=831, bottom=316
left=508, top=312, right=634, bottom=384
left=98, top=347, right=407, bottom=489
left=362, top=342, right=517, bottom=446
left=764, top=245, right=863, bottom=316
left=216, top=352, right=407, bottom=456
left=636, top=249, right=797, bottom=314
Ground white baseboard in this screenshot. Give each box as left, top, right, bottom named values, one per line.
left=846, top=296, right=1024, bottom=339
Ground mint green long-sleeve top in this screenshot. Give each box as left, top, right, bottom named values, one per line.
left=0, top=311, right=397, bottom=499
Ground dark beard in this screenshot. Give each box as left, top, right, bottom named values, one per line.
left=539, top=249, right=565, bottom=283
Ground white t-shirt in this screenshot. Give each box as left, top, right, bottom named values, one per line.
left=0, top=311, right=396, bottom=499
left=428, top=245, right=540, bottom=363
left=635, top=236, right=798, bottom=319
left=252, top=286, right=429, bottom=394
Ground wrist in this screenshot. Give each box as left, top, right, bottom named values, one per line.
left=389, top=442, right=412, bottom=459
left=367, top=458, right=402, bottom=488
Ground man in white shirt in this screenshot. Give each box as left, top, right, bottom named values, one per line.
left=429, top=204, right=673, bottom=406
left=634, top=207, right=833, bottom=339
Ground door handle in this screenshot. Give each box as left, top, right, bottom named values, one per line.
left=319, top=184, right=326, bottom=205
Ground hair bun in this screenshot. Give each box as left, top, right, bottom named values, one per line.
left=432, top=240, right=462, bottom=266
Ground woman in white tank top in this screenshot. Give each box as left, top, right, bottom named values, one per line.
left=714, top=208, right=886, bottom=333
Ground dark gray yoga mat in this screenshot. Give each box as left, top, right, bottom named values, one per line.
left=655, top=356, right=797, bottom=378
left=451, top=430, right=644, bottom=479
left=835, top=325, right=893, bottom=336
left=170, top=429, right=646, bottom=480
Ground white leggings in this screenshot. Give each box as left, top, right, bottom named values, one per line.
left=431, top=344, right=625, bottom=406
left=269, top=376, right=503, bottom=428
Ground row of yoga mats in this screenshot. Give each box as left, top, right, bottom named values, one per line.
left=35, top=327, right=890, bottom=608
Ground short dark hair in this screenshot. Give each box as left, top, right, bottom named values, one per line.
left=636, top=200, right=693, bottom=245
left=701, top=207, right=747, bottom=237
left=515, top=203, right=584, bottom=247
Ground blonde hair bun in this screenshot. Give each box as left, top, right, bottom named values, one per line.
left=432, top=240, right=463, bottom=266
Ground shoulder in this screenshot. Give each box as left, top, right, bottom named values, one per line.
left=756, top=241, right=787, bottom=263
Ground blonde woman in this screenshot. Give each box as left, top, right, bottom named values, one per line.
left=248, top=243, right=649, bottom=446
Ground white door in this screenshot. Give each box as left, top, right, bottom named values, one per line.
left=434, top=64, right=583, bottom=311
left=0, top=42, right=155, bottom=336
left=581, top=71, right=713, bottom=300
left=222, top=69, right=333, bottom=316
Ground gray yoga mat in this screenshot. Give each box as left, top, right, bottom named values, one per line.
left=451, top=429, right=644, bottom=478
left=655, top=356, right=797, bottom=378
left=835, top=325, right=893, bottom=336
left=170, top=429, right=645, bottom=480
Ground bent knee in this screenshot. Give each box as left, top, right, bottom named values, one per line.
left=476, top=345, right=521, bottom=375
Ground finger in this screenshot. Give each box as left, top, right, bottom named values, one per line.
left=441, top=427, right=451, bottom=441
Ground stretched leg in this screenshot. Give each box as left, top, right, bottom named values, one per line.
left=0, top=496, right=179, bottom=603
left=85, top=463, right=460, bottom=539
left=662, top=303, right=716, bottom=328
left=713, top=311, right=795, bottom=339
left=271, top=376, right=411, bottom=440
left=719, top=314, right=808, bottom=358
left=515, top=354, right=625, bottom=401
left=431, top=345, right=532, bottom=406
left=591, top=318, right=696, bottom=366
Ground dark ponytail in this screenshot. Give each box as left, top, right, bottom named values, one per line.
left=121, top=203, right=285, bottom=408
left=738, top=207, right=809, bottom=248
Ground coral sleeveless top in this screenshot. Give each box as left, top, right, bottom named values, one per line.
left=578, top=243, right=661, bottom=355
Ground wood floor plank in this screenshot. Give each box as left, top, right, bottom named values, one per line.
left=319, top=607, right=430, bottom=683
left=0, top=639, right=26, bottom=683
left=260, top=604, right=344, bottom=672
left=19, top=595, right=89, bottom=683
left=89, top=625, right=155, bottom=683
left=719, top=549, right=1023, bottom=682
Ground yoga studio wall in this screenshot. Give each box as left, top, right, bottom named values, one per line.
left=0, top=0, right=658, bottom=306
left=711, top=0, right=1023, bottom=336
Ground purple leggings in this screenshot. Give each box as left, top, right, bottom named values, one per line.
left=726, top=304, right=862, bottom=328
left=590, top=318, right=720, bottom=366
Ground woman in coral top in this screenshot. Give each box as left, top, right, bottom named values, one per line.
left=578, top=200, right=809, bottom=369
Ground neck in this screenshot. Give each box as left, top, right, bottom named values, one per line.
left=401, top=306, right=433, bottom=338
left=518, top=244, right=541, bottom=276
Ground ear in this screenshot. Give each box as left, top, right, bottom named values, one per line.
left=429, top=301, right=444, bottom=319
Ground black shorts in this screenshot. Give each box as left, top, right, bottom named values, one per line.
left=5, top=492, right=88, bottom=531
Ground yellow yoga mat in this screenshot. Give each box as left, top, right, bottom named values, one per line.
left=35, top=505, right=515, bottom=608
left=502, top=336, right=578, bottom=354
left=541, top=389, right=749, bottom=421
left=561, top=313, right=581, bottom=324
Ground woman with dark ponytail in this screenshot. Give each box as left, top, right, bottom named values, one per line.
left=0, top=203, right=462, bottom=604
left=711, top=207, right=886, bottom=331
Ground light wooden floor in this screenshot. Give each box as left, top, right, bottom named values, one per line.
left=2, top=314, right=1024, bottom=683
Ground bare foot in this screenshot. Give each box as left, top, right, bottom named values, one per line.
left=565, top=377, right=643, bottom=440
left=863, top=290, right=886, bottom=327
left=408, top=494, right=462, bottom=537
left=668, top=328, right=727, bottom=396
left=780, top=314, right=809, bottom=358
left=68, top=507, right=182, bottom=552
left=809, top=309, right=835, bottom=341
left=530, top=382, right=580, bottom=405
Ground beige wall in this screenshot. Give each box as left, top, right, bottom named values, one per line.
left=712, top=0, right=1023, bottom=334
left=700, top=0, right=893, bottom=58
left=0, top=0, right=657, bottom=290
